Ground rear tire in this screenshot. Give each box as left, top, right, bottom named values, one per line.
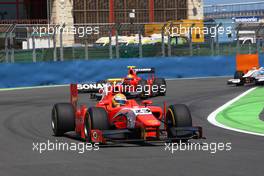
left=51, top=103, right=75, bottom=136
left=97, top=80, right=107, bottom=84
left=166, top=104, right=192, bottom=141
left=153, top=78, right=166, bottom=96
left=234, top=71, right=244, bottom=86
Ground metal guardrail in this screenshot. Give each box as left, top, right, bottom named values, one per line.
left=4, top=24, right=16, bottom=63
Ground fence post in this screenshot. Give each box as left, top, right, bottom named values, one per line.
left=236, top=24, right=241, bottom=54
left=53, top=26, right=57, bottom=61
left=216, top=26, right=220, bottom=55
left=83, top=25, right=88, bottom=60
left=32, top=34, right=36, bottom=62
left=115, top=26, right=120, bottom=59
left=72, top=46, right=75, bottom=60
left=139, top=30, right=143, bottom=58
left=259, top=40, right=264, bottom=54
left=167, top=35, right=171, bottom=57
left=256, top=23, right=264, bottom=54
left=210, top=37, right=214, bottom=56
left=249, top=42, right=252, bottom=54
left=59, top=25, right=64, bottom=61
left=189, top=29, right=193, bottom=56
left=85, top=37, right=89, bottom=60
left=48, top=34, right=51, bottom=49
left=167, top=23, right=172, bottom=57
left=109, top=29, right=113, bottom=59
left=27, top=27, right=30, bottom=49
left=10, top=32, right=14, bottom=63
left=161, top=26, right=165, bottom=57
left=5, top=34, right=9, bottom=63
left=257, top=39, right=261, bottom=54
left=236, top=37, right=240, bottom=54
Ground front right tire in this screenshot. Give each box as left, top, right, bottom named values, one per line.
left=166, top=104, right=193, bottom=141
left=84, top=107, right=109, bottom=142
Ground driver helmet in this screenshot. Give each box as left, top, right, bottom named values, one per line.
left=127, top=74, right=134, bottom=79
left=112, top=93, right=127, bottom=107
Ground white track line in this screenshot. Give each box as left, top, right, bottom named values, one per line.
left=207, top=87, right=264, bottom=136
left=0, top=85, right=67, bottom=92
left=166, top=75, right=231, bottom=81
left=0, top=76, right=231, bottom=92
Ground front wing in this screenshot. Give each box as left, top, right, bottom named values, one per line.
left=89, top=127, right=205, bottom=144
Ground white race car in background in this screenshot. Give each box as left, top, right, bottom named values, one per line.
left=227, top=67, right=264, bottom=86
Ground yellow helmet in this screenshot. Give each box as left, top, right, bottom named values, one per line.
left=112, top=94, right=127, bottom=107
left=127, top=74, right=134, bottom=79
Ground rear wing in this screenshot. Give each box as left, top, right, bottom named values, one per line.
left=106, top=78, right=124, bottom=84
left=134, top=68, right=155, bottom=74
left=71, top=83, right=107, bottom=94
left=70, top=83, right=107, bottom=107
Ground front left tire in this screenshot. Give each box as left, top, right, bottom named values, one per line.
left=51, top=103, right=75, bottom=136
left=234, top=71, right=245, bottom=86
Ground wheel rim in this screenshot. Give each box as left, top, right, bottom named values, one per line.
left=141, top=128, right=146, bottom=140
left=51, top=119, right=55, bottom=130
left=84, top=115, right=91, bottom=140
left=166, top=109, right=176, bottom=138
left=166, top=108, right=175, bottom=127
left=51, top=108, right=57, bottom=132
left=84, top=122, right=88, bottom=137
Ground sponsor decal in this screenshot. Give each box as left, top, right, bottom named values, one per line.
left=77, top=83, right=107, bottom=90
left=134, top=68, right=154, bottom=73
left=233, top=16, right=260, bottom=23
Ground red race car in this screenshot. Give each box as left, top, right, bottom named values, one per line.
left=124, top=66, right=167, bottom=98
left=91, top=66, right=167, bottom=100
left=51, top=84, right=204, bottom=144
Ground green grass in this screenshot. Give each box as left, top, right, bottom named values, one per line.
left=216, top=87, right=264, bottom=134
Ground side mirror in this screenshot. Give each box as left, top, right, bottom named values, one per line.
left=142, top=100, right=152, bottom=107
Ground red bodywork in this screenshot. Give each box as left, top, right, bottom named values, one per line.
left=125, top=67, right=155, bottom=84
left=122, top=67, right=157, bottom=96
left=71, top=84, right=164, bottom=143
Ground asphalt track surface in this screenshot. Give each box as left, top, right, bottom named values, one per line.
left=0, top=77, right=263, bottom=176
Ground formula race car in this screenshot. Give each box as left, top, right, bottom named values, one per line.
left=90, top=66, right=167, bottom=100
left=227, top=67, right=264, bottom=86
left=51, top=84, right=204, bottom=144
